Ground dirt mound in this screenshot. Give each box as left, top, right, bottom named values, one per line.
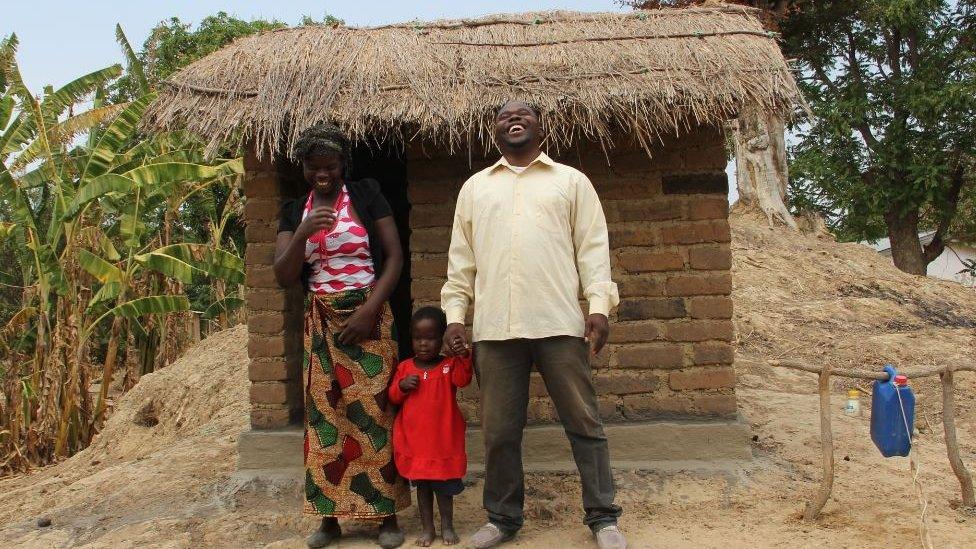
left=1, top=215, right=973, bottom=548
left=86, top=324, right=250, bottom=461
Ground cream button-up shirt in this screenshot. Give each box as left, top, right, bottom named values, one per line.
left=441, top=152, right=619, bottom=342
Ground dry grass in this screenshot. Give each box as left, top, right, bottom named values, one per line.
left=143, top=5, right=803, bottom=158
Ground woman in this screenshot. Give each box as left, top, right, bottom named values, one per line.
left=274, top=123, right=409, bottom=549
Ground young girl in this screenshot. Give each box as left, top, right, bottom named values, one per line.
left=388, top=307, right=472, bottom=546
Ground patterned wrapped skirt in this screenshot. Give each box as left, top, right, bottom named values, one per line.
left=302, top=288, right=410, bottom=518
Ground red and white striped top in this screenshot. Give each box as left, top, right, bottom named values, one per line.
left=302, top=186, right=375, bottom=294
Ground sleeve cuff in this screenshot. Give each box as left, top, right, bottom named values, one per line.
left=445, top=305, right=468, bottom=325
left=586, top=282, right=619, bottom=317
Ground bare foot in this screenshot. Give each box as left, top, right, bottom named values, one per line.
left=442, top=527, right=460, bottom=545
left=415, top=530, right=435, bottom=547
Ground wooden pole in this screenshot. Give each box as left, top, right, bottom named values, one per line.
left=941, top=369, right=976, bottom=507
left=804, top=364, right=834, bottom=520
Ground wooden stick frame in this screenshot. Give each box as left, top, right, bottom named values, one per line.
left=769, top=359, right=976, bottom=519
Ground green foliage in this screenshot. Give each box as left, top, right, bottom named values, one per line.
left=112, top=12, right=286, bottom=101
left=782, top=1, right=976, bottom=264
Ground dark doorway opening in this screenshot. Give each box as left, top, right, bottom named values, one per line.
left=350, top=140, right=412, bottom=360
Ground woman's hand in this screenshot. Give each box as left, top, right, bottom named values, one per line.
left=294, top=206, right=337, bottom=240
left=399, top=374, right=420, bottom=393
left=338, top=303, right=379, bottom=345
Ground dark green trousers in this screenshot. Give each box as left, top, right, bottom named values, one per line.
left=474, top=336, right=622, bottom=533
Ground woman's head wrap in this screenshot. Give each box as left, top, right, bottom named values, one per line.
left=293, top=123, right=353, bottom=178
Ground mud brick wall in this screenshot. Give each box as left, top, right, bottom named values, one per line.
left=242, top=149, right=304, bottom=429
left=408, top=125, right=737, bottom=424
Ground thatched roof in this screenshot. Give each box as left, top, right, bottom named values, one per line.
left=143, top=5, right=802, bottom=157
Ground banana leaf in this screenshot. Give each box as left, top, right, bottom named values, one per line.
left=77, top=249, right=122, bottom=283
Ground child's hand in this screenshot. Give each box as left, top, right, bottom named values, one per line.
left=399, top=375, right=420, bottom=393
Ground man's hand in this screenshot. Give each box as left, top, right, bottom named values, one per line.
left=399, top=374, right=420, bottom=393
left=444, top=323, right=468, bottom=356
left=584, top=313, right=610, bottom=356
left=294, top=206, right=337, bottom=240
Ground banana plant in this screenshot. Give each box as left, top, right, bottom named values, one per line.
left=1, top=32, right=247, bottom=466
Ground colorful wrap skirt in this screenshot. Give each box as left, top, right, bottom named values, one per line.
left=303, top=288, right=410, bottom=518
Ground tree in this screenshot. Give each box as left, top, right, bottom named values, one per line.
left=112, top=12, right=286, bottom=102
left=621, top=1, right=811, bottom=227
left=784, top=1, right=976, bottom=274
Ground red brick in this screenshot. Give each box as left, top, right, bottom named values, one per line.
left=246, top=265, right=279, bottom=289
left=409, top=203, right=454, bottom=229
left=243, top=198, right=279, bottom=223
left=250, top=381, right=289, bottom=405
left=665, top=273, right=732, bottom=296
left=609, top=225, right=659, bottom=247
left=598, top=395, right=624, bottom=421
left=242, top=173, right=279, bottom=198
left=411, top=228, right=452, bottom=253
left=692, top=393, right=738, bottom=417
left=617, top=298, right=686, bottom=320
left=411, top=278, right=445, bottom=301
left=250, top=406, right=291, bottom=429
left=687, top=197, right=729, bottom=220
left=686, top=296, right=733, bottom=319
left=617, top=275, right=666, bottom=298
left=693, top=342, right=736, bottom=365
left=244, top=221, right=278, bottom=243
left=689, top=244, right=732, bottom=270
left=245, top=243, right=276, bottom=265
left=669, top=367, right=736, bottom=390
left=660, top=221, right=731, bottom=245
left=248, top=334, right=286, bottom=358
left=248, top=358, right=293, bottom=382
left=661, top=172, right=728, bottom=195
left=594, top=370, right=664, bottom=395
left=411, top=256, right=449, bottom=278
left=248, top=313, right=286, bottom=335
left=620, top=392, right=672, bottom=419
left=617, top=250, right=685, bottom=273
left=615, top=343, right=685, bottom=369
left=527, top=398, right=557, bottom=423
left=665, top=320, right=734, bottom=342
left=605, top=199, right=683, bottom=223
left=591, top=347, right=611, bottom=368
left=246, top=288, right=288, bottom=312
left=608, top=321, right=661, bottom=343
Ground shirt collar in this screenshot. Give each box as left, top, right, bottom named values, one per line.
left=490, top=151, right=555, bottom=173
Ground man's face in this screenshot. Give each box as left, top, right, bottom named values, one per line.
left=494, top=101, right=540, bottom=150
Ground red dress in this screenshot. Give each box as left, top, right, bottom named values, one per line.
left=388, top=355, right=473, bottom=480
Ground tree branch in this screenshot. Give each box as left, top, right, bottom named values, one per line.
left=923, top=161, right=967, bottom=264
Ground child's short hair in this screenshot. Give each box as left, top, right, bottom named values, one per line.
left=411, top=306, right=447, bottom=335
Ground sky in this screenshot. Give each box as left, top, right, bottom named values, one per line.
left=3, top=0, right=738, bottom=202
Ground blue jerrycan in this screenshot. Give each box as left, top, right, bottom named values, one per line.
left=870, top=364, right=915, bottom=457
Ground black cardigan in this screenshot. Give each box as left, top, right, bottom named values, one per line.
left=277, top=179, right=393, bottom=289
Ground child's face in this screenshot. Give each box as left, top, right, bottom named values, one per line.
left=412, top=318, right=443, bottom=362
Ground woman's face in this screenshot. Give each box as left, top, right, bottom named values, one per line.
left=302, top=153, right=344, bottom=195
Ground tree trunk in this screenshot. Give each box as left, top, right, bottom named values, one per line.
left=884, top=206, right=928, bottom=275
left=732, top=107, right=797, bottom=228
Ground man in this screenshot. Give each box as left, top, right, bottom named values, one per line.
left=441, top=100, right=627, bottom=549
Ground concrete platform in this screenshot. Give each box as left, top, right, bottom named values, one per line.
left=237, top=419, right=753, bottom=474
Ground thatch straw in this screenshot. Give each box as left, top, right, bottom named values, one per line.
left=142, top=5, right=803, bottom=158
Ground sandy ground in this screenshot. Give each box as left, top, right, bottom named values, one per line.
left=1, top=212, right=974, bottom=548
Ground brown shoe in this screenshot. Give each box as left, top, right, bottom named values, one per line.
left=594, top=525, right=627, bottom=549
left=469, top=523, right=515, bottom=548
